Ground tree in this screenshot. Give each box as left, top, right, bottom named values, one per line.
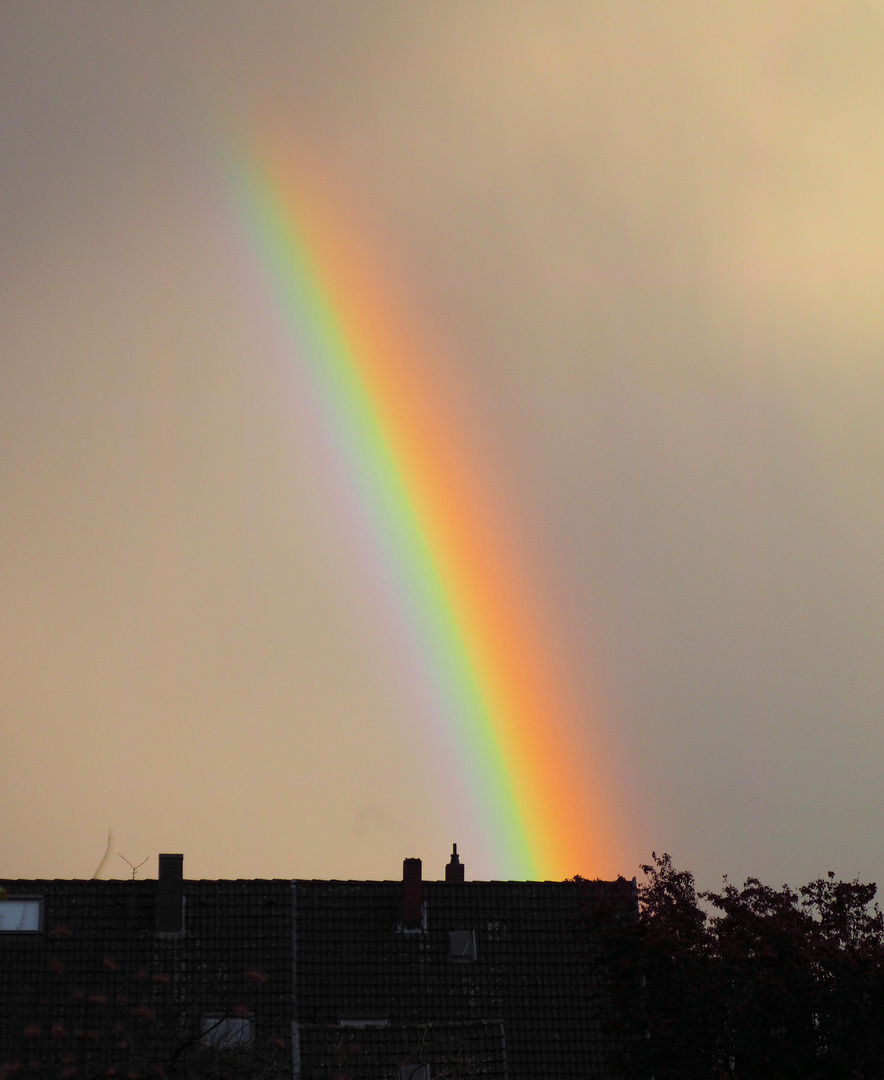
left=594, top=854, right=884, bottom=1080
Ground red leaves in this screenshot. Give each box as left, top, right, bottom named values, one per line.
left=232, top=1003, right=250, bottom=1018
left=20, top=1028, right=39, bottom=1041
left=244, top=968, right=268, bottom=983
left=50, top=1025, right=65, bottom=1040
left=49, top=926, right=71, bottom=938
left=134, top=1006, right=155, bottom=1021
left=102, top=956, right=116, bottom=972
left=49, top=960, right=64, bottom=974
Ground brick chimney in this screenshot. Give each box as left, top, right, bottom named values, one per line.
left=445, top=843, right=464, bottom=882
left=156, top=853, right=184, bottom=934
left=402, top=858, right=422, bottom=928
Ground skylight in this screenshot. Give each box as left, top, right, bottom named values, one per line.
left=200, top=1016, right=253, bottom=1048
left=0, top=898, right=42, bottom=932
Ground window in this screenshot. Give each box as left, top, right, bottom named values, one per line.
left=448, top=929, right=477, bottom=962
left=399, top=1066, right=430, bottom=1080
left=200, top=1016, right=253, bottom=1048
left=0, top=897, right=42, bottom=932
left=339, top=1017, right=388, bottom=1028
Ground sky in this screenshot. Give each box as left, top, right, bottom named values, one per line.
left=3, top=1, right=884, bottom=889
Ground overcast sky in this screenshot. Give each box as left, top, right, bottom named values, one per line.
left=3, top=1, right=884, bottom=888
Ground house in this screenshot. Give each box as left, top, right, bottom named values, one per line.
left=0, top=850, right=636, bottom=1078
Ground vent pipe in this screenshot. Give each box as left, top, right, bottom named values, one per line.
left=445, top=843, right=464, bottom=882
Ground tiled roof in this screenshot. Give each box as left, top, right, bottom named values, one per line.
left=1, top=874, right=635, bottom=1079
left=297, top=1021, right=507, bottom=1078
left=0, top=878, right=292, bottom=1077
left=294, top=878, right=635, bottom=1078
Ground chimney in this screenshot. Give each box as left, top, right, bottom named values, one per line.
left=156, top=853, right=184, bottom=934
left=402, top=858, right=422, bottom=928
left=445, top=843, right=464, bottom=882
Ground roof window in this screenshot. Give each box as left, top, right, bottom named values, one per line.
left=0, top=897, right=42, bottom=932
left=448, top=929, right=477, bottom=962
left=200, top=1015, right=253, bottom=1049
left=399, top=1066, right=431, bottom=1080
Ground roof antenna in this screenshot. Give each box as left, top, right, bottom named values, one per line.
left=118, top=853, right=149, bottom=880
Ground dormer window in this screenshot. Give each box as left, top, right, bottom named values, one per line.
left=0, top=897, right=42, bottom=933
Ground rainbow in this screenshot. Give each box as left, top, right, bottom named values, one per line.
left=229, top=141, right=617, bottom=879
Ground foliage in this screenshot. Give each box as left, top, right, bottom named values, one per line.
left=585, top=853, right=884, bottom=1079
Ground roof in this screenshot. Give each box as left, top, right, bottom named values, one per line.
left=0, top=878, right=292, bottom=1076
left=294, top=877, right=635, bottom=1078
left=1, top=874, right=636, bottom=1079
